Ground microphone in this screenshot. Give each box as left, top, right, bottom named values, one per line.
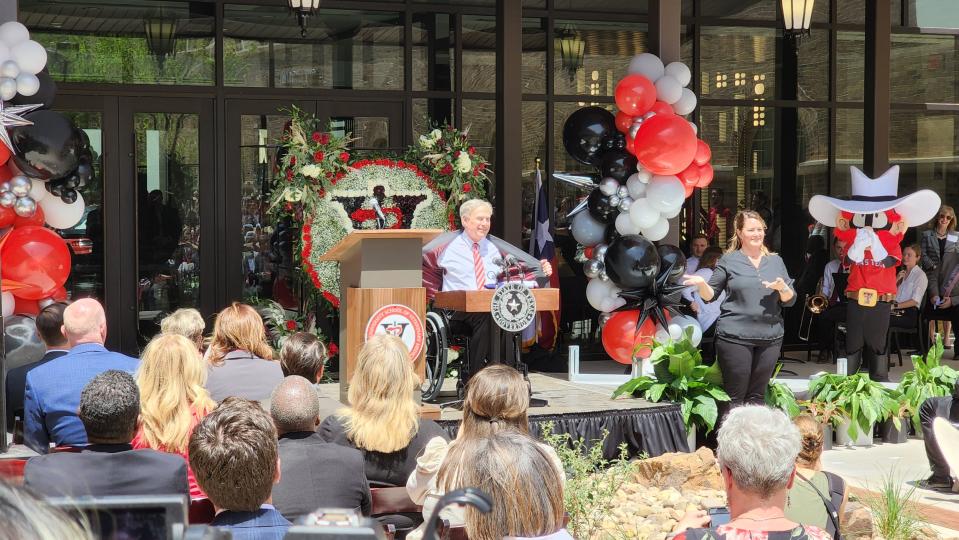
left=503, top=254, right=520, bottom=282
left=369, top=197, right=386, bottom=229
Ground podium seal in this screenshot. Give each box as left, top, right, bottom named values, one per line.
left=491, top=282, right=537, bottom=332
left=365, top=304, right=425, bottom=360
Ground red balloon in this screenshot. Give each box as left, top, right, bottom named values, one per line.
left=0, top=162, right=14, bottom=182
left=684, top=184, right=695, bottom=198
left=13, top=205, right=44, bottom=228
left=584, top=246, right=594, bottom=259
left=602, top=311, right=658, bottom=364
left=49, top=285, right=68, bottom=302
left=633, top=114, right=698, bottom=175
left=614, top=75, right=657, bottom=117
left=694, top=139, right=712, bottom=166
left=0, top=143, right=9, bottom=167
left=1, top=226, right=71, bottom=300
left=649, top=101, right=675, bottom=117
left=625, top=136, right=636, bottom=156
left=678, top=163, right=701, bottom=187
left=14, top=296, right=40, bottom=316
left=696, top=163, right=715, bottom=188
left=615, top=111, right=634, bottom=134
left=0, top=206, right=14, bottom=228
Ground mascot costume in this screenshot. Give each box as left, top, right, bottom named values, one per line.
left=809, top=165, right=939, bottom=381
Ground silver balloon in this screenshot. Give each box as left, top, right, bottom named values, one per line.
left=594, top=243, right=609, bottom=259
left=642, top=112, right=656, bottom=120
left=629, top=122, right=642, bottom=140
left=619, top=196, right=634, bottom=213
left=598, top=312, right=613, bottom=329
left=38, top=298, right=56, bottom=309
left=9, top=175, right=31, bottom=197
left=617, top=185, right=630, bottom=199
left=13, top=196, right=35, bottom=217
left=0, top=191, right=16, bottom=208
left=599, top=177, right=620, bottom=197
left=0, top=181, right=10, bottom=192
left=0, top=77, right=15, bottom=101
left=584, top=259, right=604, bottom=279
left=608, top=195, right=621, bottom=208
left=4, top=315, right=45, bottom=371
left=599, top=270, right=610, bottom=282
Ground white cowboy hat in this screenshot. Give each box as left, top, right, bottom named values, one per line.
left=808, top=165, right=941, bottom=226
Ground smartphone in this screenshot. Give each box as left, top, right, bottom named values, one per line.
left=708, top=507, right=731, bottom=527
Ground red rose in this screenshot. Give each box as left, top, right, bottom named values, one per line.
left=313, top=150, right=325, bottom=162
left=339, top=152, right=350, bottom=162
left=440, top=164, right=453, bottom=175
left=285, top=320, right=296, bottom=331
left=328, top=342, right=339, bottom=356
left=437, top=139, right=445, bottom=146
left=463, top=182, right=472, bottom=192
left=311, top=132, right=321, bottom=142
left=289, top=155, right=297, bottom=166
left=285, top=169, right=294, bottom=180
left=478, top=163, right=486, bottom=171
left=453, top=151, right=461, bottom=158
left=472, top=169, right=479, bottom=177
left=284, top=202, right=293, bottom=211
left=468, top=146, right=476, bottom=155
left=319, top=133, right=330, bottom=145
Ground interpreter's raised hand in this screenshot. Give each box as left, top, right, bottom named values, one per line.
left=762, top=277, right=788, bottom=291
left=682, top=274, right=705, bottom=287
left=540, top=259, right=553, bottom=277
left=672, top=509, right=710, bottom=534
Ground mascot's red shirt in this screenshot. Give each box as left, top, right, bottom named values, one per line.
left=834, top=210, right=903, bottom=296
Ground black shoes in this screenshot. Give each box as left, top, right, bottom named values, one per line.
left=918, top=476, right=953, bottom=492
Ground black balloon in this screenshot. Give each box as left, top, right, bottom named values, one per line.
left=4, top=316, right=45, bottom=370
left=10, top=68, right=56, bottom=109
left=656, top=244, right=687, bottom=283
left=562, top=106, right=616, bottom=166
left=48, top=182, right=63, bottom=197
left=599, top=150, right=638, bottom=183
left=11, top=110, right=83, bottom=181
left=604, top=132, right=627, bottom=151
left=61, top=189, right=78, bottom=204
left=604, top=234, right=661, bottom=290
left=587, top=188, right=619, bottom=224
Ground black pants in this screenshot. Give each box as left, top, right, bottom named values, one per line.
left=920, top=395, right=959, bottom=481
left=845, top=301, right=892, bottom=381
left=448, top=311, right=491, bottom=383
left=714, top=337, right=782, bottom=408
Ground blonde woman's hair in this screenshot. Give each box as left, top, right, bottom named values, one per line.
left=932, top=205, right=957, bottom=232
left=793, top=413, right=824, bottom=468
left=207, top=302, right=274, bottom=367
left=727, top=210, right=771, bottom=255
left=444, top=429, right=565, bottom=540
left=160, top=308, right=206, bottom=348
left=137, top=333, right=216, bottom=454
left=341, top=334, right=420, bottom=453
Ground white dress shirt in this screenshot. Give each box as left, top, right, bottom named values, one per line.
left=821, top=259, right=842, bottom=301
left=896, top=265, right=928, bottom=306
left=682, top=267, right=725, bottom=331
left=438, top=233, right=501, bottom=291
left=686, top=256, right=700, bottom=275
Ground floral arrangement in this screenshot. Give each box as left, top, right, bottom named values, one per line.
left=405, top=124, right=490, bottom=227
left=251, top=298, right=338, bottom=359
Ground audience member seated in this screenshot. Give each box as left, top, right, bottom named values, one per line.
left=686, top=247, right=725, bottom=336
left=24, top=370, right=189, bottom=498
left=927, top=247, right=959, bottom=351
left=441, top=429, right=572, bottom=540
left=686, top=234, right=709, bottom=274
left=0, top=481, right=94, bottom=539
left=133, top=333, right=216, bottom=499
left=918, top=382, right=959, bottom=491
left=784, top=415, right=847, bottom=537
left=23, top=299, right=138, bottom=453
left=270, top=375, right=371, bottom=522
left=278, top=332, right=341, bottom=420
left=204, top=303, right=283, bottom=402
left=190, top=397, right=291, bottom=540
left=407, top=364, right=562, bottom=538
left=160, top=308, right=207, bottom=353
left=815, top=239, right=848, bottom=363
left=5, top=302, right=69, bottom=432
left=794, top=235, right=828, bottom=301
left=671, top=406, right=830, bottom=540
left=891, top=243, right=927, bottom=332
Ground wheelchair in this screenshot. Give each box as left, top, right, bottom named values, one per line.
left=421, top=308, right=473, bottom=403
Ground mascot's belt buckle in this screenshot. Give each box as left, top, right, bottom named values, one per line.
left=857, top=288, right=878, bottom=307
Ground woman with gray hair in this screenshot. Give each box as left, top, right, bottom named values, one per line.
left=670, top=406, right=832, bottom=540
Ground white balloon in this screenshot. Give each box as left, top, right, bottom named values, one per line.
left=0, top=22, right=30, bottom=47
left=642, top=215, right=670, bottom=241
left=571, top=211, right=608, bottom=247
left=668, top=323, right=684, bottom=341
left=663, top=204, right=684, bottom=219
left=638, top=169, right=653, bottom=183
left=600, top=296, right=626, bottom=313
left=16, top=72, right=39, bottom=96
left=646, top=175, right=686, bottom=213
left=615, top=212, right=642, bottom=236
left=1, top=291, right=13, bottom=317
left=0, top=60, right=18, bottom=79
left=629, top=198, right=661, bottom=229
left=28, top=178, right=46, bottom=202
left=673, top=88, right=698, bottom=116
left=627, top=52, right=665, bottom=82
left=669, top=315, right=703, bottom=346
left=689, top=121, right=698, bottom=135
left=599, top=177, right=620, bottom=196
left=664, top=61, right=692, bottom=87
left=0, top=77, right=15, bottom=101
left=0, top=42, right=9, bottom=64
left=40, top=191, right=85, bottom=229
left=655, top=75, right=684, bottom=105
left=12, top=40, right=47, bottom=75
left=654, top=325, right=670, bottom=344
left=586, top=278, right=610, bottom=311
left=626, top=174, right=647, bottom=199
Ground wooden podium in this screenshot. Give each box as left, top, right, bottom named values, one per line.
left=321, top=229, right=443, bottom=402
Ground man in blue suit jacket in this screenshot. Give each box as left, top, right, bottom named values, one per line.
left=23, top=299, right=138, bottom=453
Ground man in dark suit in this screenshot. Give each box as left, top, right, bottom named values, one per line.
left=190, top=397, right=291, bottom=540
left=23, top=298, right=138, bottom=453
left=5, top=302, right=70, bottom=432
left=270, top=376, right=371, bottom=521
left=24, top=371, right=189, bottom=498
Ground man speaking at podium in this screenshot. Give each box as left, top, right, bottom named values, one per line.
left=423, top=199, right=552, bottom=386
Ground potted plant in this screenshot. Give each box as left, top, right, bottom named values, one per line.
left=896, top=334, right=958, bottom=435
left=879, top=391, right=913, bottom=444
left=612, top=328, right=729, bottom=450
left=807, top=372, right=890, bottom=447
left=798, top=399, right=840, bottom=451
left=765, top=364, right=800, bottom=418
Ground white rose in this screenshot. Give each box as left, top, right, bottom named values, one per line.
left=283, top=187, right=303, bottom=202
left=300, top=164, right=321, bottom=178
left=419, top=135, right=434, bottom=149
left=455, top=152, right=472, bottom=174
left=430, top=128, right=442, bottom=141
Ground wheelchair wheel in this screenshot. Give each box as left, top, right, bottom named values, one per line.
left=422, top=311, right=448, bottom=402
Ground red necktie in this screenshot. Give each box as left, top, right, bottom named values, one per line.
left=473, top=243, right=485, bottom=290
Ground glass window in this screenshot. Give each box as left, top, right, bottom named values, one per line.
left=699, top=0, right=829, bottom=23
left=462, top=100, right=497, bottom=170
left=413, top=13, right=455, bottom=92
left=553, top=0, right=648, bottom=12
left=833, top=108, right=864, bottom=198
left=413, top=98, right=455, bottom=138
left=523, top=18, right=547, bottom=94
left=891, top=33, right=959, bottom=104
left=699, top=27, right=776, bottom=101
left=909, top=0, right=959, bottom=28
left=24, top=0, right=215, bottom=85
left=463, top=16, right=497, bottom=93
left=836, top=32, right=865, bottom=102
left=524, top=0, right=548, bottom=8
left=797, top=108, right=829, bottom=207
left=797, top=30, right=829, bottom=101
left=890, top=111, right=959, bottom=212
left=224, top=6, right=403, bottom=90
left=521, top=101, right=547, bottom=249
left=553, top=20, right=648, bottom=96
left=838, top=2, right=865, bottom=25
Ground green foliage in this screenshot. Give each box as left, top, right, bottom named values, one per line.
left=896, top=334, right=958, bottom=432
left=863, top=471, right=924, bottom=540
left=612, top=329, right=729, bottom=433
left=807, top=372, right=899, bottom=440
left=765, top=364, right=800, bottom=418
left=540, top=423, right=635, bottom=540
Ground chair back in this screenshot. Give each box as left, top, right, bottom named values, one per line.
left=370, top=486, right=421, bottom=516
left=0, top=459, right=28, bottom=485
left=188, top=498, right=216, bottom=524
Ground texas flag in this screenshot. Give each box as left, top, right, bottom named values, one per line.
left=521, top=167, right=560, bottom=351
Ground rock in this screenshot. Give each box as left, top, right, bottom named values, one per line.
left=841, top=500, right=873, bottom=539
left=632, top=446, right=723, bottom=491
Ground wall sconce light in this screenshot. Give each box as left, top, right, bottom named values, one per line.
left=781, top=0, right=815, bottom=37
left=556, top=23, right=585, bottom=82
left=289, top=0, right=321, bottom=38
left=144, top=12, right=178, bottom=68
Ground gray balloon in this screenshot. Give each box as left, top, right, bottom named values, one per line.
left=598, top=312, right=613, bottom=329
left=4, top=315, right=46, bottom=371
left=13, top=196, right=36, bottom=217
left=570, top=211, right=608, bottom=247
left=0, top=191, right=15, bottom=207
left=9, top=175, right=31, bottom=198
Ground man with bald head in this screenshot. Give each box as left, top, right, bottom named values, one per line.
left=270, top=376, right=370, bottom=522
left=23, top=298, right=138, bottom=453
